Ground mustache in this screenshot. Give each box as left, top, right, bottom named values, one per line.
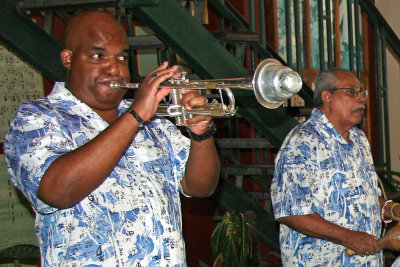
left=352, top=105, right=365, bottom=112
left=97, top=78, right=127, bottom=83
left=97, top=79, right=117, bottom=84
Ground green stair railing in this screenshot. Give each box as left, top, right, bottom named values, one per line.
left=359, top=0, right=400, bottom=184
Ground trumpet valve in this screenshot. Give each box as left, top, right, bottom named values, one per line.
left=168, top=72, right=189, bottom=85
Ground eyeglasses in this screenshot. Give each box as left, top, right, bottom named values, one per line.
left=329, top=87, right=368, bottom=98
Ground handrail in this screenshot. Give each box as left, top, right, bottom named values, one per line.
left=359, top=0, right=400, bottom=183
left=359, top=0, right=400, bottom=57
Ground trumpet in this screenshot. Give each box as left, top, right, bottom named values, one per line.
left=111, top=58, right=303, bottom=126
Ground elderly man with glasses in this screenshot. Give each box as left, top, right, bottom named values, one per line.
left=271, top=68, right=400, bottom=266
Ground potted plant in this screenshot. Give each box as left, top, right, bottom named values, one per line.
left=209, top=210, right=260, bottom=267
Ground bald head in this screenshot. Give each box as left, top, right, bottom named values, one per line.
left=63, top=11, right=127, bottom=51
left=59, top=11, right=130, bottom=108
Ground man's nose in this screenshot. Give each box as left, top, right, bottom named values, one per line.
left=357, top=92, right=367, bottom=101
left=104, top=59, right=120, bottom=76
left=355, top=93, right=366, bottom=106
left=354, top=88, right=368, bottom=101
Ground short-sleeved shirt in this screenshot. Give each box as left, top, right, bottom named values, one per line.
left=271, top=108, right=382, bottom=266
left=4, top=82, right=191, bottom=266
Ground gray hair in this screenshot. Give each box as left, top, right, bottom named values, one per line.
left=313, top=68, right=354, bottom=107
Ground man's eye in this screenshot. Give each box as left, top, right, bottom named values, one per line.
left=91, top=53, right=103, bottom=60
left=350, top=88, right=361, bottom=96
left=117, top=55, right=128, bottom=62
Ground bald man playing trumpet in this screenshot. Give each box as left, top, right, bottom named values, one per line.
left=4, top=11, right=219, bottom=266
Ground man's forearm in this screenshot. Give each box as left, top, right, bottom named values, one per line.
left=278, top=213, right=353, bottom=245
left=181, top=137, right=220, bottom=197
left=277, top=213, right=381, bottom=255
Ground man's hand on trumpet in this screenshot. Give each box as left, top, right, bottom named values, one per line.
left=129, top=61, right=213, bottom=133
left=179, top=88, right=213, bottom=134
left=130, top=61, right=180, bottom=123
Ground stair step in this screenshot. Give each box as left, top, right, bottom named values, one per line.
left=16, top=0, right=158, bottom=10
left=17, top=0, right=118, bottom=10
left=285, top=106, right=313, bottom=117
left=215, top=138, right=273, bottom=149
left=128, top=35, right=166, bottom=50
left=222, top=164, right=275, bottom=176
left=247, top=191, right=271, bottom=200
left=212, top=30, right=259, bottom=42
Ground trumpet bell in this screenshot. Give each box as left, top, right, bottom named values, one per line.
left=253, top=58, right=303, bottom=109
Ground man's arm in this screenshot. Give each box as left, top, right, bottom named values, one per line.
left=38, top=63, right=179, bottom=209
left=37, top=112, right=142, bottom=209
left=171, top=90, right=220, bottom=197
left=277, top=213, right=381, bottom=256
left=181, top=135, right=220, bottom=197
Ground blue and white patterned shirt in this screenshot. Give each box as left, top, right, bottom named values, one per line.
left=271, top=108, right=382, bottom=266
left=4, top=82, right=191, bottom=266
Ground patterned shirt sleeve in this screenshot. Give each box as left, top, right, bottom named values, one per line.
left=271, top=126, right=319, bottom=219
left=162, top=120, right=191, bottom=196
left=4, top=100, right=70, bottom=214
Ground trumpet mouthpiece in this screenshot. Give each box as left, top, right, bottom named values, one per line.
left=110, top=81, right=120, bottom=89
left=109, top=82, right=140, bottom=90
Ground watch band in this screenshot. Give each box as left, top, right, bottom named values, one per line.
left=126, top=107, right=145, bottom=128
left=187, top=121, right=216, bottom=142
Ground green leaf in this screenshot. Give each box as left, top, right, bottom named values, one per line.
left=221, top=236, right=238, bottom=266
left=211, top=215, right=229, bottom=260
left=240, top=212, right=250, bottom=263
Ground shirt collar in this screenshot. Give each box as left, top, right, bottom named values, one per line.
left=48, top=82, right=131, bottom=129
left=49, top=82, right=130, bottom=116
left=310, top=108, right=357, bottom=146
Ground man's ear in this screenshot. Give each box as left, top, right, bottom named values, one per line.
left=60, top=49, right=72, bottom=69
left=321, top=90, right=331, bottom=104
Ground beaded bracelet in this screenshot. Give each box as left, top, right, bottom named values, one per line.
left=391, top=202, right=400, bottom=220
left=381, top=199, right=393, bottom=224
left=126, top=107, right=145, bottom=128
